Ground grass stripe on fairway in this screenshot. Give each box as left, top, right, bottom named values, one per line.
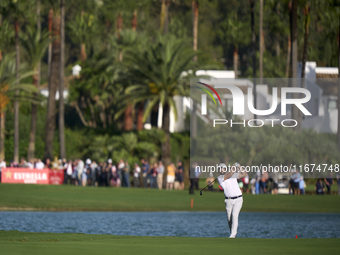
left=0, top=184, right=340, bottom=212
left=0, top=231, right=339, bottom=255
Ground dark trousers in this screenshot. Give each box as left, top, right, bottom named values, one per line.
left=189, top=178, right=195, bottom=194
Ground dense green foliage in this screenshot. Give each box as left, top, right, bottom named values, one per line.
left=1, top=0, right=340, bottom=161
left=1, top=184, right=340, bottom=212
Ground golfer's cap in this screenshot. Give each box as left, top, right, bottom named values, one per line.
left=86, top=158, right=92, bottom=165
left=108, top=158, right=113, bottom=164
left=219, top=163, right=227, bottom=168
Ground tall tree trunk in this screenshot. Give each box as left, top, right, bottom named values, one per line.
left=337, top=15, right=340, bottom=151
left=0, top=15, right=3, bottom=159
left=301, top=3, right=310, bottom=80
left=276, top=34, right=280, bottom=56
left=192, top=1, right=198, bottom=61
left=233, top=47, right=238, bottom=78
left=27, top=69, right=38, bottom=159
left=0, top=112, right=5, bottom=160
left=291, top=0, right=300, bottom=131
left=27, top=1, right=41, bottom=160
left=124, top=105, right=133, bottom=131
left=250, top=0, right=256, bottom=120
left=161, top=103, right=171, bottom=187
left=48, top=9, right=53, bottom=79
left=44, top=14, right=61, bottom=161
left=131, top=10, right=137, bottom=31
left=161, top=0, right=169, bottom=34
left=59, top=0, right=66, bottom=159
left=117, top=13, right=123, bottom=61
left=14, top=18, right=20, bottom=163
left=286, top=36, right=291, bottom=78
left=137, top=102, right=144, bottom=130
left=259, top=0, right=263, bottom=84
left=80, top=43, right=86, bottom=62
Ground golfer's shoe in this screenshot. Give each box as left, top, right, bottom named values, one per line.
left=229, top=236, right=235, bottom=238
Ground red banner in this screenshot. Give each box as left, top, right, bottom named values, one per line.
left=1, top=168, right=64, bottom=185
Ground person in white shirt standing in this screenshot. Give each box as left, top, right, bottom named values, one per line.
left=0, top=158, right=6, bottom=182
left=217, top=162, right=248, bottom=238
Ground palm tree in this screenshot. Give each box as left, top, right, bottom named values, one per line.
left=291, top=0, right=300, bottom=131
left=20, top=27, right=52, bottom=159
left=44, top=12, right=61, bottom=161
left=222, top=16, right=248, bottom=78
left=123, top=34, right=196, bottom=170
left=250, top=0, right=256, bottom=119
left=0, top=54, right=37, bottom=159
left=259, top=0, right=263, bottom=83
left=301, top=3, right=310, bottom=79
left=59, top=0, right=66, bottom=159
left=67, top=11, right=94, bottom=62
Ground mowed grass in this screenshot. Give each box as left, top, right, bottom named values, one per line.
left=0, top=183, right=340, bottom=212
left=1, top=231, right=339, bottom=255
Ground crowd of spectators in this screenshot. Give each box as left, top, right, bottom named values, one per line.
left=1, top=157, right=340, bottom=195
left=0, top=157, right=186, bottom=189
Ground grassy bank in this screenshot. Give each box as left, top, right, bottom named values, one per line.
left=0, top=184, right=339, bottom=212
left=1, top=231, right=339, bottom=255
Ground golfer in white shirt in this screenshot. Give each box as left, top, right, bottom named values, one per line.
left=217, top=162, right=248, bottom=238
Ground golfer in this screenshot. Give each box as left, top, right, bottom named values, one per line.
left=217, top=162, right=248, bottom=238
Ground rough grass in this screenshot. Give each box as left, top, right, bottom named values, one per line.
left=0, top=231, right=339, bottom=255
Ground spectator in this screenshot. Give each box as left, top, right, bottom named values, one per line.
left=0, top=158, right=6, bottom=182
left=134, top=163, right=141, bottom=188
left=96, top=162, right=103, bottom=186
left=157, top=161, right=164, bottom=189
left=194, top=162, right=200, bottom=190
left=291, top=169, right=301, bottom=195
left=73, top=160, right=79, bottom=185
left=19, top=158, right=28, bottom=168
left=177, top=161, right=184, bottom=190
left=272, top=175, right=278, bottom=195
left=85, top=159, right=92, bottom=185
left=35, top=159, right=45, bottom=169
left=141, top=159, right=149, bottom=188
left=189, top=163, right=197, bottom=194
left=315, top=178, right=325, bottom=195
left=299, top=176, right=306, bottom=195
left=27, top=159, right=34, bottom=169
left=243, top=174, right=249, bottom=194
left=324, top=173, right=333, bottom=195
left=337, top=172, right=340, bottom=195
left=260, top=170, right=268, bottom=194
left=118, top=159, right=125, bottom=186
left=110, top=163, right=119, bottom=187
left=65, top=160, right=73, bottom=185
left=124, top=161, right=131, bottom=188
left=206, top=173, right=215, bottom=191
left=45, top=158, right=51, bottom=169
left=166, top=163, right=175, bottom=190
left=91, top=160, right=98, bottom=186
left=77, top=159, right=85, bottom=186
left=150, top=162, right=158, bottom=189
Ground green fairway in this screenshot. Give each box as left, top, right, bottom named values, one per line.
left=0, top=231, right=339, bottom=255
left=0, top=184, right=339, bottom=212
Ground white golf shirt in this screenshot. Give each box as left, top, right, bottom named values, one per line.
left=217, top=173, right=242, bottom=198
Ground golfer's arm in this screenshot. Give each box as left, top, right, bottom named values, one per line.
left=223, top=171, right=234, bottom=180
left=238, top=166, right=248, bottom=178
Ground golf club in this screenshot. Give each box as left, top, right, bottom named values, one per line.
left=200, top=178, right=217, bottom=195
